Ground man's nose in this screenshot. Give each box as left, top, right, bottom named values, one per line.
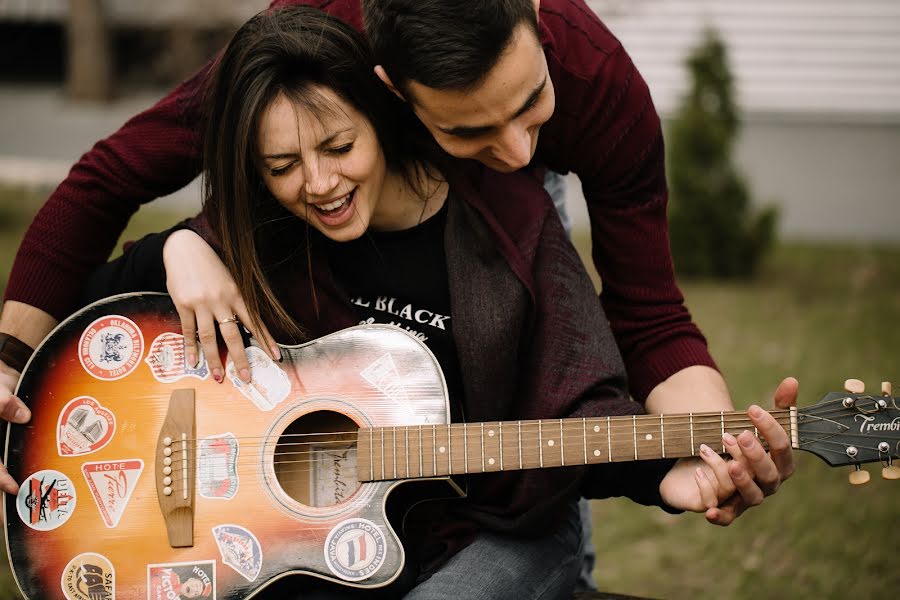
left=492, top=125, right=533, bottom=170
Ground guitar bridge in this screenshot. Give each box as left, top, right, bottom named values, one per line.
left=155, top=388, right=196, bottom=547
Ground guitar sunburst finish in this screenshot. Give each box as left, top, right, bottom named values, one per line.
left=5, top=293, right=452, bottom=599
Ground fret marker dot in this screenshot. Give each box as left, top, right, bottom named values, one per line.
left=548, top=440, right=555, bottom=447
left=593, top=425, right=600, bottom=433
left=489, top=458, right=495, bottom=465
left=489, top=430, right=495, bottom=437
left=593, top=450, right=601, bottom=457
left=439, top=446, right=446, bottom=453
left=645, top=434, right=653, bottom=441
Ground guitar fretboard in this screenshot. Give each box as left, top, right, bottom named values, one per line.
left=355, top=410, right=798, bottom=482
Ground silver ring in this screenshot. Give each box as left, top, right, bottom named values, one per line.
left=219, top=315, right=240, bottom=325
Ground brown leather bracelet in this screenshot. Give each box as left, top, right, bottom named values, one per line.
left=0, top=333, right=35, bottom=373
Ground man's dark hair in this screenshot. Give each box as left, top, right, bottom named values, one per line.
left=362, top=0, right=539, bottom=97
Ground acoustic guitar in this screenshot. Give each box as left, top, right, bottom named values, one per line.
left=4, top=293, right=898, bottom=599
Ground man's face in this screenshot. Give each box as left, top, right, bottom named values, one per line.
left=404, top=22, right=555, bottom=172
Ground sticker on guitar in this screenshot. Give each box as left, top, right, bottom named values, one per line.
left=60, top=552, right=114, bottom=600
left=78, top=315, right=144, bottom=381
left=324, top=518, right=388, bottom=582
left=147, top=561, right=215, bottom=600
left=225, top=346, right=290, bottom=411
left=145, top=332, right=210, bottom=383
left=212, top=524, right=263, bottom=582
left=16, top=469, right=76, bottom=531
left=57, top=396, right=116, bottom=456
left=81, top=459, right=144, bottom=528
left=197, top=433, right=239, bottom=500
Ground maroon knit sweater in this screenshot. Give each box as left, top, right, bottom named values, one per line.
left=5, top=0, right=716, bottom=401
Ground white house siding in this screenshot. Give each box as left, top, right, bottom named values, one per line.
left=569, top=0, right=900, bottom=242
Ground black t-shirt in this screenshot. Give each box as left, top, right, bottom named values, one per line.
left=326, top=199, right=465, bottom=421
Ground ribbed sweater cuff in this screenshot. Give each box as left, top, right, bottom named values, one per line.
left=627, top=336, right=719, bottom=403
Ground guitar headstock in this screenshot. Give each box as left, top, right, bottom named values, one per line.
left=798, top=380, right=900, bottom=483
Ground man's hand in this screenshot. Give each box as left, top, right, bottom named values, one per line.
left=0, top=358, right=31, bottom=495
left=659, top=377, right=798, bottom=525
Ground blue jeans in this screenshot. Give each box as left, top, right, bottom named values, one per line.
left=276, top=500, right=585, bottom=599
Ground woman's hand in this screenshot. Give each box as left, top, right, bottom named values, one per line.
left=163, top=229, right=280, bottom=384
left=659, top=377, right=797, bottom=525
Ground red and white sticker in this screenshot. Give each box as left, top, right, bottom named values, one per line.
left=57, top=396, right=116, bottom=456
left=148, top=561, right=215, bottom=600
left=145, top=332, right=210, bottom=383
left=16, top=469, right=77, bottom=531
left=81, top=459, right=144, bottom=528
left=61, top=552, right=115, bottom=600
left=79, top=315, right=144, bottom=381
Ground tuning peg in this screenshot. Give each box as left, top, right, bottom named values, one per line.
left=844, top=379, right=865, bottom=394
left=849, top=465, right=870, bottom=485
left=882, top=465, right=900, bottom=480
left=882, top=381, right=893, bottom=396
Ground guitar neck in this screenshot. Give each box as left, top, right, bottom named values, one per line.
left=356, top=409, right=798, bottom=482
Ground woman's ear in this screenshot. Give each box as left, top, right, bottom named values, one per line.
left=374, top=65, right=405, bottom=101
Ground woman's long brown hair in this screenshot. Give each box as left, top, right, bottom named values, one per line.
left=201, top=6, right=443, bottom=342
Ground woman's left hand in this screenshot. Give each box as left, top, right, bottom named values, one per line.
left=659, top=377, right=797, bottom=525
left=162, top=230, right=280, bottom=384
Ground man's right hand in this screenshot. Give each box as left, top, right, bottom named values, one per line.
left=0, top=358, right=30, bottom=494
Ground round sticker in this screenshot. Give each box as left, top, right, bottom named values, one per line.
left=16, top=469, right=77, bottom=531
left=323, top=518, right=387, bottom=582
left=61, top=552, right=114, bottom=600
left=79, top=315, right=144, bottom=381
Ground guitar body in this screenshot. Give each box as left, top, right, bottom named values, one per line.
left=5, top=293, right=456, bottom=599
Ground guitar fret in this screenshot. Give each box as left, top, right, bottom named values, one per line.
left=689, top=413, right=695, bottom=454
left=560, top=419, right=565, bottom=466
left=392, top=426, right=397, bottom=479
left=380, top=428, right=385, bottom=480
left=369, top=428, right=374, bottom=481
left=481, top=423, right=485, bottom=472
left=499, top=422, right=504, bottom=470
left=448, top=424, right=453, bottom=475
left=582, top=418, right=587, bottom=464
left=432, top=425, right=437, bottom=476
left=720, top=412, right=726, bottom=453
left=660, top=414, right=666, bottom=459
left=463, top=424, right=468, bottom=474
left=607, top=416, right=612, bottom=461
left=418, top=425, right=423, bottom=478
left=518, top=421, right=523, bottom=469
left=539, top=421, right=544, bottom=468
left=405, top=427, right=409, bottom=478
left=632, top=415, right=638, bottom=460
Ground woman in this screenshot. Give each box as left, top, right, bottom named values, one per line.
left=84, top=6, right=736, bottom=598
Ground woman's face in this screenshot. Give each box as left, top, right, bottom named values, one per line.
left=257, top=87, right=388, bottom=242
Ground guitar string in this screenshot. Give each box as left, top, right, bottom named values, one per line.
left=160, top=418, right=796, bottom=461
left=163, top=430, right=898, bottom=487
left=157, top=413, right=797, bottom=445
left=151, top=397, right=895, bottom=447
left=158, top=428, right=900, bottom=486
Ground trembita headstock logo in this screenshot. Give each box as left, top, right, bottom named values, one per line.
left=855, top=414, right=900, bottom=434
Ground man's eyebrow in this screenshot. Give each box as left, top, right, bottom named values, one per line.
left=439, top=77, right=547, bottom=137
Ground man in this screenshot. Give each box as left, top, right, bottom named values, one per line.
left=0, top=0, right=793, bottom=527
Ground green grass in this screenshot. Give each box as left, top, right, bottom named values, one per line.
left=570, top=233, right=900, bottom=599
left=1, top=191, right=898, bottom=599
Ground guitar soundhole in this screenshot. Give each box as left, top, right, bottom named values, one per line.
left=274, top=410, right=360, bottom=508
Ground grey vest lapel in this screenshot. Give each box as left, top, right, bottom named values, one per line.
left=444, top=195, right=530, bottom=423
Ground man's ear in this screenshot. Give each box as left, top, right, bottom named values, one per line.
left=374, top=65, right=405, bottom=101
